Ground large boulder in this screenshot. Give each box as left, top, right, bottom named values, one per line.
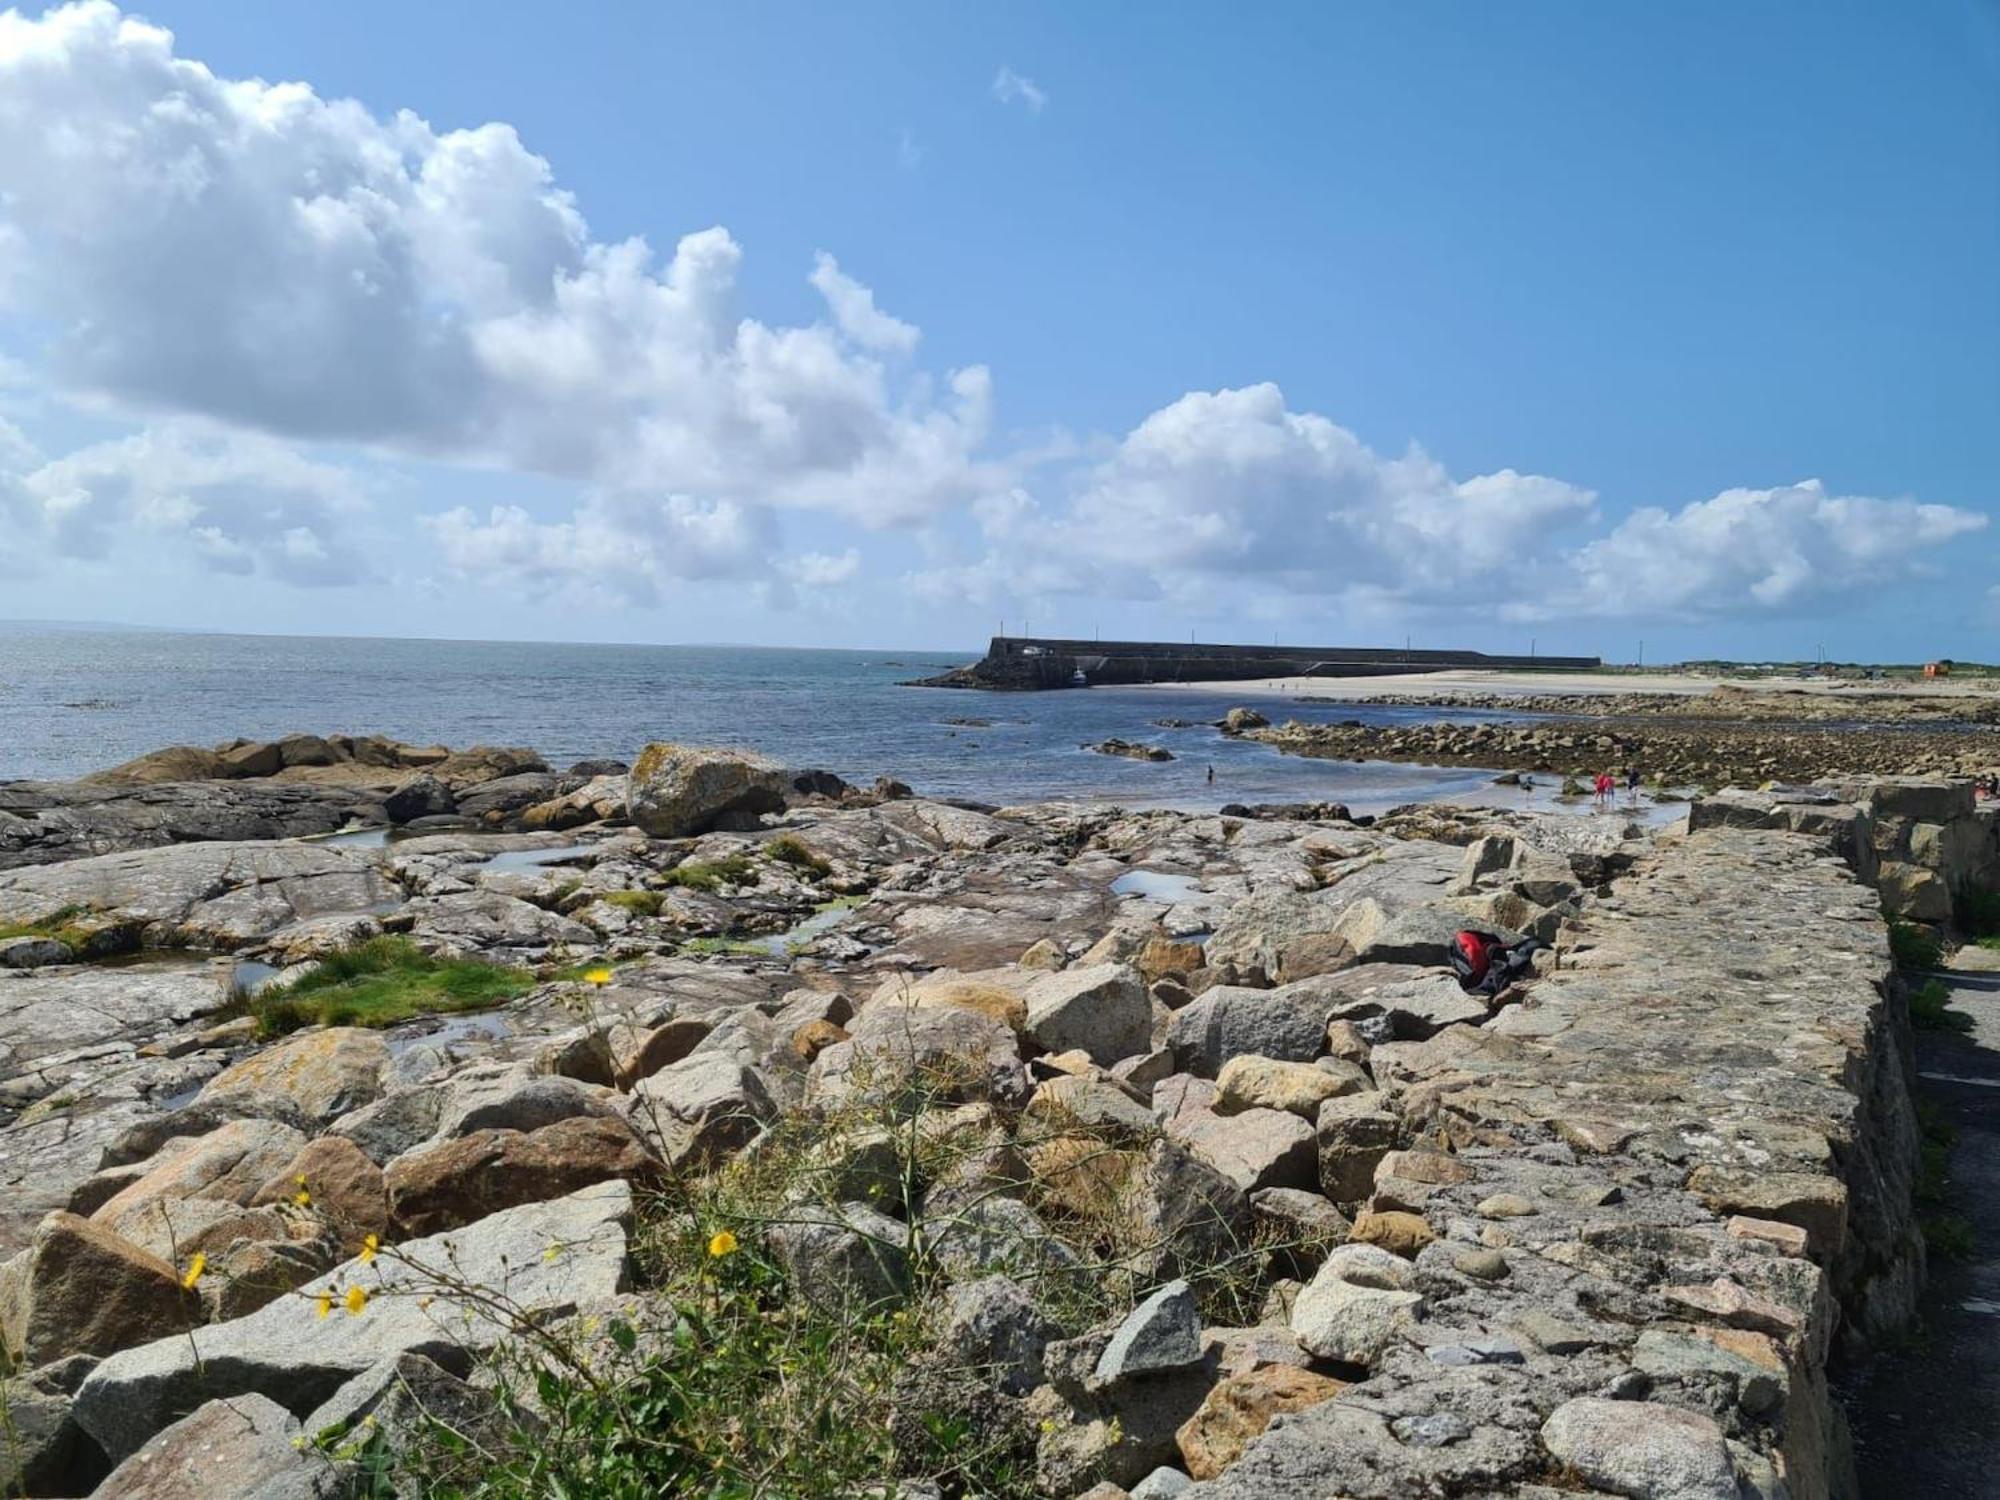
left=92, top=1118, right=311, bottom=1237
left=0, top=1211, right=198, bottom=1366
left=92, top=1393, right=347, bottom=1500
left=1168, top=984, right=1331, bottom=1077
left=0, top=1375, right=75, bottom=1496
left=1176, top=1365, right=1349, bottom=1481
left=626, top=743, right=790, bottom=838
left=385, top=1116, right=658, bottom=1235
left=251, top=1136, right=390, bottom=1254
left=808, top=1003, right=1030, bottom=1111
left=1214, top=1055, right=1365, bottom=1118
left=74, top=1181, right=633, bottom=1463
left=623, top=1055, right=777, bottom=1168
left=767, top=1200, right=911, bottom=1311
left=1289, top=1243, right=1423, bottom=1365
left=198, top=1027, right=393, bottom=1127
left=383, top=773, right=456, bottom=823
left=1538, top=1397, right=1738, bottom=1500
left=1023, top=963, right=1152, bottom=1063
left=1165, top=1107, right=1316, bottom=1193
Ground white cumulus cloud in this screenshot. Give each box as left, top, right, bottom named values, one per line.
left=1, top=421, right=371, bottom=584
left=785, top=548, right=862, bottom=587
left=424, top=493, right=774, bottom=605
left=910, top=383, right=1988, bottom=628
left=1542, top=481, right=1988, bottom=623
left=991, top=66, right=1046, bottom=114
left=0, top=1, right=992, bottom=539
left=0, top=5, right=1983, bottom=633
left=809, top=252, right=919, bottom=356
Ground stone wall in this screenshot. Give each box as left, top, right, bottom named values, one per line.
left=1182, top=824, right=1921, bottom=1499
left=1690, top=776, right=1999, bottom=928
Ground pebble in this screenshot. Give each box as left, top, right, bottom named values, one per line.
left=1452, top=1248, right=1509, bottom=1281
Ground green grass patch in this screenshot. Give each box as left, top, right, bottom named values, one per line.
left=0, top=903, right=85, bottom=942
left=1909, top=978, right=1974, bottom=1034
left=600, top=889, right=664, bottom=916
left=765, top=834, right=833, bottom=878
left=1923, top=1213, right=1976, bottom=1261
left=1956, top=882, right=2000, bottom=939
left=249, top=937, right=534, bottom=1036
left=660, top=855, right=757, bottom=892
left=677, top=935, right=766, bottom=957
left=1914, top=1138, right=1952, bottom=1207
left=1889, top=917, right=1944, bottom=972
left=0, top=904, right=131, bottom=958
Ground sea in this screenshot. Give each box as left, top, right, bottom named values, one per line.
left=0, top=623, right=1530, bottom=814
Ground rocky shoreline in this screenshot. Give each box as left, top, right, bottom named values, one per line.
left=0, top=734, right=909, bottom=873
left=0, top=736, right=1992, bottom=1497
left=1297, top=683, right=2000, bottom=725
left=1240, top=714, right=1997, bottom=788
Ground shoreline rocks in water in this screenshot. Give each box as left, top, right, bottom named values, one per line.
left=0, top=735, right=1990, bottom=1496
left=1088, top=739, right=1175, bottom=762
left=1299, top=681, right=2000, bottom=726
left=1237, top=713, right=1998, bottom=787
left=0, top=738, right=893, bottom=873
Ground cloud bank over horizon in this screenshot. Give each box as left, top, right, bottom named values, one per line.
left=0, top=2, right=1986, bottom=645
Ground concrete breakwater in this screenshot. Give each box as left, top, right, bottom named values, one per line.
left=911, top=636, right=1599, bottom=690
left=0, top=750, right=1959, bottom=1497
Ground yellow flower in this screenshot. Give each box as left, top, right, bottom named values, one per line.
left=707, top=1229, right=739, bottom=1259
left=293, top=1174, right=311, bottom=1208
left=181, top=1252, right=206, bottom=1289
left=359, top=1234, right=379, bottom=1264
left=345, top=1285, right=369, bottom=1316
left=582, top=967, right=613, bottom=987
left=315, top=1290, right=333, bottom=1319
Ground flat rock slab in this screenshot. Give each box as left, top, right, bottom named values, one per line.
left=0, top=841, right=398, bottom=947
left=0, top=779, right=366, bottom=873
left=1, top=963, right=229, bottom=1085
left=74, top=1180, right=633, bottom=1463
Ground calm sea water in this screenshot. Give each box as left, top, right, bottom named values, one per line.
left=0, top=624, right=1519, bottom=812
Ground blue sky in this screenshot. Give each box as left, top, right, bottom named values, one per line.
left=0, top=0, right=1994, bottom=660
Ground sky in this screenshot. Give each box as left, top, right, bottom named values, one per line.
left=0, top=1, right=1995, bottom=661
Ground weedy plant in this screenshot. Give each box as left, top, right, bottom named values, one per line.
left=1907, top=978, right=1974, bottom=1034
left=343, top=1032, right=1322, bottom=1499
left=660, top=856, right=758, bottom=893
left=1888, top=918, right=1944, bottom=973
